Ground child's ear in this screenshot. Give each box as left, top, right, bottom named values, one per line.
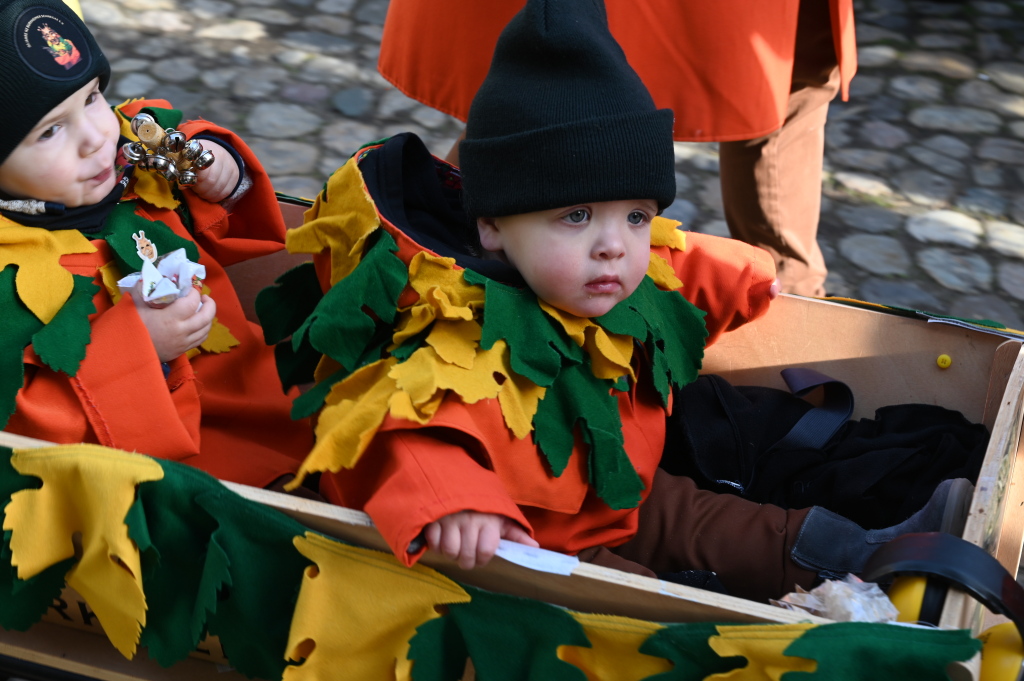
left=476, top=217, right=503, bottom=252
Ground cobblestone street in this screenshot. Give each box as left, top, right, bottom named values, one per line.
left=81, top=0, right=1024, bottom=326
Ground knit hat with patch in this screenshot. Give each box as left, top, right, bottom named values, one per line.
left=0, top=0, right=110, bottom=164
left=459, top=0, right=675, bottom=218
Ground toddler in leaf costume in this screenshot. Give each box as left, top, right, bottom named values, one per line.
left=269, top=0, right=971, bottom=601
left=0, top=0, right=311, bottom=488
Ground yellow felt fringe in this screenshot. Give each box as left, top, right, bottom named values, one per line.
left=0, top=219, right=96, bottom=323
left=285, top=156, right=380, bottom=286
left=3, top=444, right=164, bottom=659
left=706, top=623, right=818, bottom=681
left=284, top=533, right=470, bottom=681
left=559, top=612, right=671, bottom=681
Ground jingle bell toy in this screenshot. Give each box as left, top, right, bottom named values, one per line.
left=121, top=113, right=215, bottom=187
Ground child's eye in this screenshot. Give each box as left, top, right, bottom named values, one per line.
left=565, top=209, right=590, bottom=224
left=85, top=92, right=97, bottom=105
left=37, top=125, right=60, bottom=141
left=627, top=210, right=648, bottom=225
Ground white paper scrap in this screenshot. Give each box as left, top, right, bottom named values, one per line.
left=495, top=540, right=579, bottom=576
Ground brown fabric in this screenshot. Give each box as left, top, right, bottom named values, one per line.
left=719, top=0, right=840, bottom=297
left=609, top=469, right=817, bottom=602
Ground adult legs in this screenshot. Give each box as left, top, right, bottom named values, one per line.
left=719, top=0, right=840, bottom=297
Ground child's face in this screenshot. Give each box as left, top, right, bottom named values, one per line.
left=0, top=78, right=120, bottom=208
left=477, top=199, right=656, bottom=318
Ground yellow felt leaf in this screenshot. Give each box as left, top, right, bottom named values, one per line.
left=98, top=261, right=124, bottom=304
left=392, top=305, right=436, bottom=347
left=498, top=369, right=546, bottom=440
left=0, top=220, right=96, bottom=323
left=426, top=319, right=481, bottom=369
left=285, top=157, right=379, bottom=285
left=199, top=318, right=239, bottom=354
left=540, top=300, right=588, bottom=346
left=407, top=251, right=485, bottom=319
left=284, top=534, right=471, bottom=681
left=3, top=444, right=164, bottom=659
left=650, top=216, right=686, bottom=250
left=541, top=301, right=633, bottom=381
left=131, top=171, right=179, bottom=210
left=584, top=325, right=634, bottom=381
left=646, top=252, right=684, bottom=290
left=558, top=612, right=670, bottom=681
left=390, top=342, right=507, bottom=407
left=706, top=624, right=817, bottom=681
left=388, top=389, right=444, bottom=425
left=299, top=358, right=398, bottom=479
left=314, top=354, right=343, bottom=384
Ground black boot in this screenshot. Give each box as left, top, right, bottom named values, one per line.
left=790, top=478, right=974, bottom=577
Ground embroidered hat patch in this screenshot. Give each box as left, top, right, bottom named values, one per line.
left=13, top=6, right=92, bottom=80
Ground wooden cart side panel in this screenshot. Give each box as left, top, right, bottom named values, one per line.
left=702, top=295, right=1006, bottom=422
left=940, top=345, right=1024, bottom=634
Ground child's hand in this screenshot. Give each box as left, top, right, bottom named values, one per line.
left=191, top=140, right=239, bottom=203
left=132, top=284, right=216, bottom=363
left=424, top=511, right=538, bottom=569
left=769, top=279, right=781, bottom=300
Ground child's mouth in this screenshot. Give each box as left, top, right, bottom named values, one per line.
left=90, top=166, right=113, bottom=183
left=585, top=276, right=621, bottom=294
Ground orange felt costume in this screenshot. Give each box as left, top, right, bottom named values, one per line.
left=284, top=135, right=777, bottom=566
left=4, top=99, right=312, bottom=488
left=378, top=0, right=856, bottom=142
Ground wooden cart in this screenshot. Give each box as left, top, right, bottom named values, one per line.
left=2, top=199, right=1024, bottom=680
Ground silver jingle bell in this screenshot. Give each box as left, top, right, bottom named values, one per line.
left=147, top=154, right=172, bottom=173
left=192, top=149, right=215, bottom=170
left=160, top=164, right=179, bottom=182
left=178, top=170, right=198, bottom=187
left=163, top=131, right=186, bottom=153
left=122, top=141, right=146, bottom=163
left=181, top=139, right=204, bottom=161
left=130, top=113, right=156, bottom=137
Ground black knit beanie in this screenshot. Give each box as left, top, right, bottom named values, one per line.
left=0, top=0, right=111, bottom=164
left=459, top=0, right=675, bottom=218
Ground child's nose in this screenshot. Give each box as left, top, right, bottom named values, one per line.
left=80, top=120, right=108, bottom=156
left=594, top=224, right=627, bottom=259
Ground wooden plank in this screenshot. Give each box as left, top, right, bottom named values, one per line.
left=702, top=295, right=1006, bottom=422
left=983, top=341, right=1023, bottom=431
left=940, top=346, right=1024, bottom=634
left=223, top=482, right=827, bottom=627
left=0, top=622, right=242, bottom=681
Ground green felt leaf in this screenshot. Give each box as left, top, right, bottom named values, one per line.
left=391, top=327, right=430, bottom=362
left=780, top=623, right=981, bottom=681
left=198, top=489, right=310, bottom=680
left=405, top=612, right=469, bottom=681
left=256, top=262, right=323, bottom=346
left=0, top=446, right=64, bottom=631
left=293, top=230, right=406, bottom=374
left=639, top=623, right=744, bottom=681
left=98, top=201, right=199, bottom=275
left=583, top=424, right=644, bottom=511
left=130, top=460, right=224, bottom=667
left=291, top=367, right=347, bottom=420
left=534, top=362, right=641, bottom=509
left=0, top=530, right=74, bottom=632
left=0, top=267, right=43, bottom=429
left=274, top=340, right=322, bottom=393
left=139, top=106, right=184, bottom=130
left=599, top=278, right=706, bottom=405
left=464, top=270, right=577, bottom=388
left=448, top=586, right=589, bottom=681
left=31, top=274, right=98, bottom=376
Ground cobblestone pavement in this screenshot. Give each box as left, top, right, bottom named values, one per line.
left=82, top=0, right=1024, bottom=326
